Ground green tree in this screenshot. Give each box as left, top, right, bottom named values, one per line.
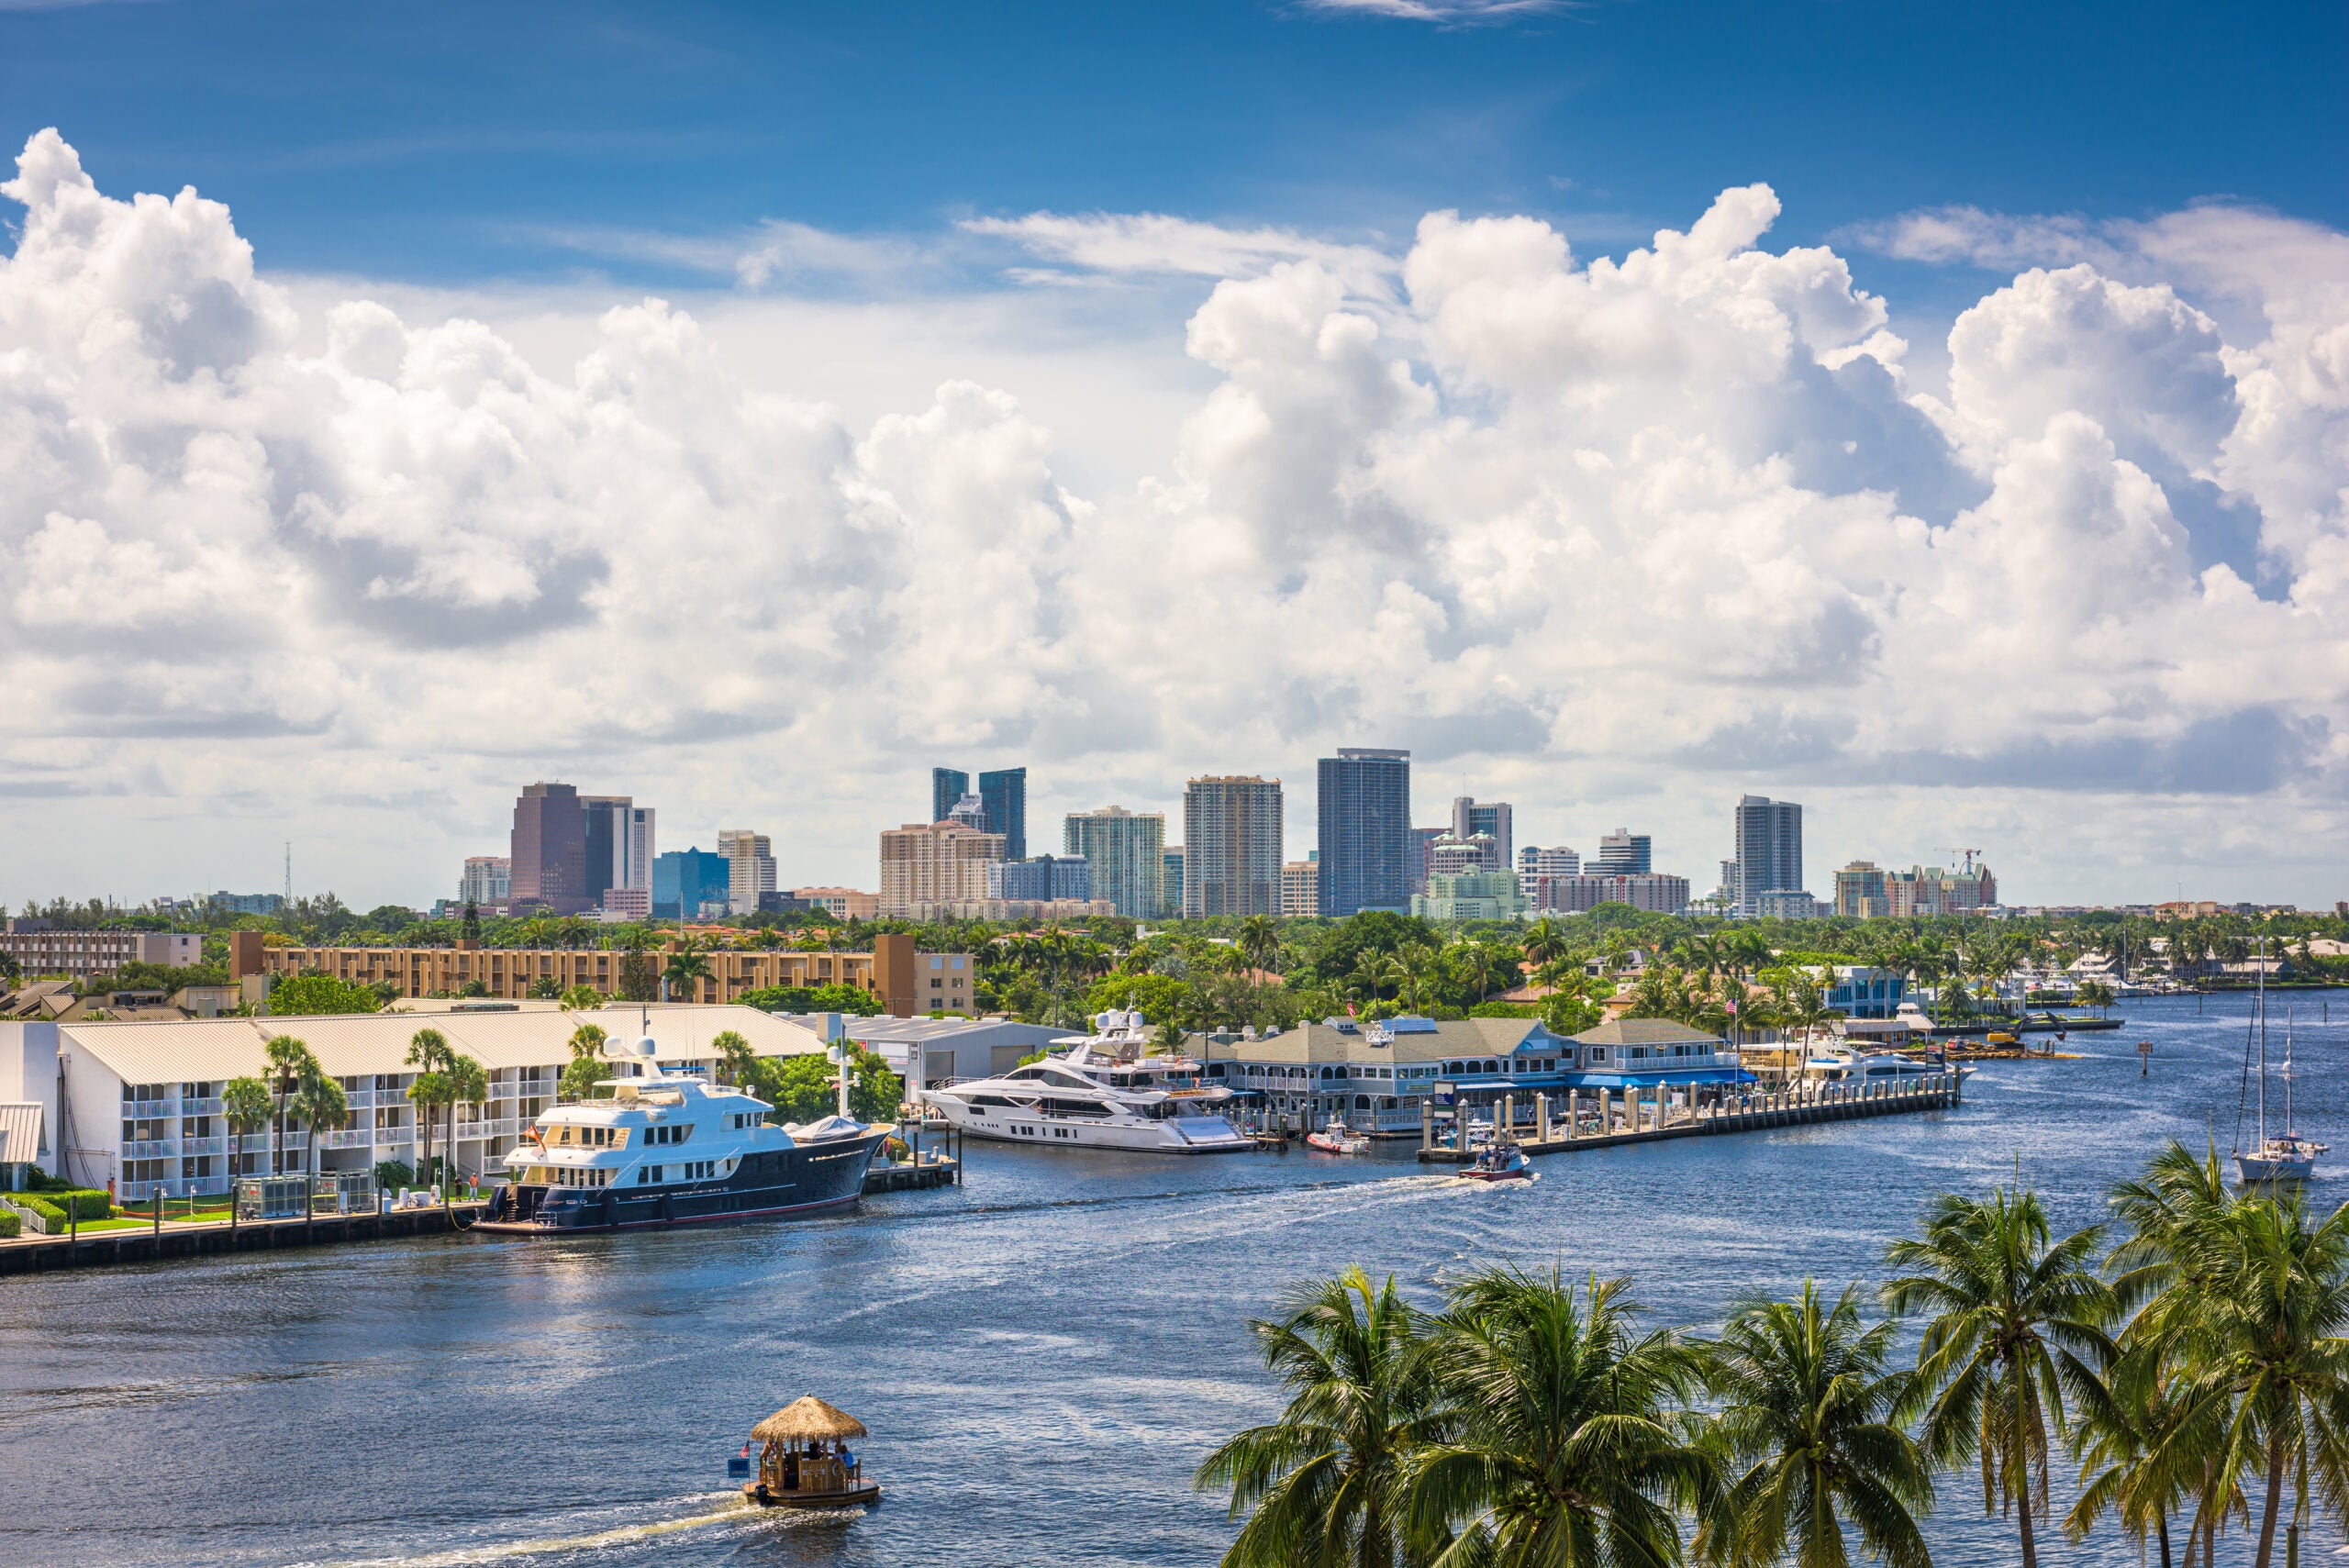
left=711, top=1029, right=758, bottom=1087
left=266, top=973, right=383, bottom=1017
left=663, top=939, right=713, bottom=1003
left=442, top=1051, right=489, bottom=1188
left=559, top=1021, right=609, bottom=1103
left=1884, top=1185, right=2116, bottom=1568
left=405, top=1028, right=454, bottom=1190
left=1237, top=914, right=1283, bottom=977
left=262, top=1033, right=316, bottom=1174
left=1407, top=1267, right=1714, bottom=1568
left=1520, top=916, right=1567, bottom=971
left=617, top=951, right=659, bottom=1003
left=762, top=1045, right=900, bottom=1123
left=287, top=1062, right=348, bottom=1180
left=1697, top=1279, right=1933, bottom=1568
left=1194, top=1267, right=1433, bottom=1568
left=558, top=983, right=605, bottom=1011
left=221, top=1075, right=273, bottom=1180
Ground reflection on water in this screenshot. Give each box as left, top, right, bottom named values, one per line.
left=3, top=991, right=2344, bottom=1567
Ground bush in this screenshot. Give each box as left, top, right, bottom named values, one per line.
left=736, top=983, right=885, bottom=1017
left=373, top=1159, right=416, bottom=1190
left=0, top=1210, right=18, bottom=1239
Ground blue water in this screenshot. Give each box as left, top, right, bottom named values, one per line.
left=4, top=991, right=2343, bottom=1568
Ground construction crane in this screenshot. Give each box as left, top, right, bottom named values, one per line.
left=1937, top=847, right=1983, bottom=875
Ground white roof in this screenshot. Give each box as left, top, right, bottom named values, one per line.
left=56, top=1005, right=829, bottom=1086
left=0, top=1102, right=44, bottom=1162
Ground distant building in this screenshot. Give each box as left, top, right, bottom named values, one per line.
left=1063, top=806, right=1165, bottom=918
left=791, top=887, right=879, bottom=921
left=1451, top=797, right=1514, bottom=870
left=880, top=820, right=1006, bottom=917
left=1163, top=847, right=1185, bottom=918
left=1520, top=845, right=1580, bottom=878
left=1527, top=873, right=1690, bottom=916
left=653, top=848, right=734, bottom=920
left=599, top=886, right=651, bottom=919
left=581, top=796, right=654, bottom=905
left=1281, top=858, right=1320, bottom=918
left=510, top=782, right=592, bottom=914
left=1427, top=831, right=1503, bottom=876
left=1733, top=795, right=1805, bottom=917
left=1593, top=828, right=1652, bottom=876
left=979, top=768, right=1028, bottom=862
left=1887, top=862, right=1998, bottom=916
left=1318, top=748, right=1411, bottom=916
left=459, top=856, right=510, bottom=906
left=718, top=829, right=778, bottom=916
left=1, top=921, right=202, bottom=983
left=207, top=891, right=284, bottom=917
left=1756, top=890, right=1820, bottom=919
left=1411, top=827, right=1445, bottom=895
left=1185, top=775, right=1284, bottom=917
left=930, top=768, right=970, bottom=828
left=1412, top=870, right=1528, bottom=922
left=1833, top=861, right=1890, bottom=918
left=989, top=854, right=1091, bottom=902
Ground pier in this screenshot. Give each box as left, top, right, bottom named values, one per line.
left=1416, top=1072, right=1963, bottom=1163
left=0, top=1200, right=484, bottom=1274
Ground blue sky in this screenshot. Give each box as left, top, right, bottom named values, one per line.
left=8, top=0, right=2342, bottom=292
left=3, top=0, right=2347, bottom=908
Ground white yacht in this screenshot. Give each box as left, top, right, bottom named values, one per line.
left=919, top=1009, right=1250, bottom=1153
left=1805, top=1041, right=1969, bottom=1084
left=476, top=1027, right=889, bottom=1233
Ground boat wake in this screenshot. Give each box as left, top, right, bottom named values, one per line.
left=306, top=1491, right=853, bottom=1567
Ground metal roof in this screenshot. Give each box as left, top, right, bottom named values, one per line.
left=1570, top=1018, right=1729, bottom=1048
left=1195, top=1017, right=1558, bottom=1066
left=0, top=1102, right=45, bottom=1162
left=54, top=1005, right=829, bottom=1085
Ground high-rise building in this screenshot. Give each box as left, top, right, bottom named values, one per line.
left=1185, top=775, right=1284, bottom=917
left=580, top=795, right=654, bottom=904
left=1593, top=828, right=1652, bottom=876
left=1412, top=870, right=1529, bottom=922
left=1317, top=748, right=1411, bottom=917
left=879, top=820, right=1006, bottom=916
left=989, top=855, right=1091, bottom=902
left=1063, top=806, right=1166, bottom=918
left=1451, top=797, right=1514, bottom=870
left=652, top=848, right=734, bottom=920
left=1733, top=795, right=1804, bottom=917
left=510, top=782, right=591, bottom=913
left=1427, top=833, right=1502, bottom=876
left=717, top=829, right=777, bottom=916
left=1527, top=873, right=1691, bottom=916
left=1833, top=861, right=1890, bottom=918
left=930, top=768, right=970, bottom=827
left=1163, top=847, right=1185, bottom=918
left=979, top=767, right=1028, bottom=861
left=1280, top=857, right=1320, bottom=918
left=947, top=792, right=987, bottom=830
left=791, top=886, right=879, bottom=921
left=1520, top=845, right=1580, bottom=877
left=1885, top=862, right=1998, bottom=917
left=459, top=856, right=510, bottom=906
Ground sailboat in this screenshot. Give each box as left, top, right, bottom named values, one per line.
left=2234, top=945, right=2327, bottom=1184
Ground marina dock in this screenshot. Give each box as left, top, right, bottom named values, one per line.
left=1416, top=1072, right=1963, bottom=1164
left=0, top=1200, right=485, bottom=1274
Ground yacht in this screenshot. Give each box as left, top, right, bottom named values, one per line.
left=1805, top=1041, right=1969, bottom=1084
left=2236, top=962, right=2325, bottom=1184
left=478, top=1026, right=890, bottom=1232
left=919, top=1009, right=1250, bottom=1153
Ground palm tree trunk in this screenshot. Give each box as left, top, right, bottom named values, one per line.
left=2254, top=1433, right=2288, bottom=1568
left=2155, top=1509, right=2172, bottom=1568
left=2014, top=1416, right=2039, bottom=1568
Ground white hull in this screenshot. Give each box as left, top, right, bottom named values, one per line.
left=926, top=1097, right=1249, bottom=1153
left=2237, top=1154, right=2316, bottom=1184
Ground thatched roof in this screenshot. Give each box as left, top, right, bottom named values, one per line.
left=752, top=1396, right=867, bottom=1442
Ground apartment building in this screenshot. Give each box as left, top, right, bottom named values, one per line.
left=879, top=820, right=1005, bottom=917
left=458, top=856, right=510, bottom=906
left=1, top=922, right=202, bottom=983
left=1280, top=858, right=1320, bottom=918
left=1184, top=775, right=1284, bottom=917
left=717, top=829, right=777, bottom=916
left=0, top=1004, right=835, bottom=1202
left=1063, top=806, right=1165, bottom=918
left=792, top=887, right=879, bottom=921
left=1526, top=873, right=1692, bottom=915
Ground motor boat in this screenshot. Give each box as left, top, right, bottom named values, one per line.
left=478, top=1024, right=888, bottom=1233
left=1305, top=1117, right=1369, bottom=1154
left=1806, top=1042, right=1970, bottom=1084
left=918, top=1009, right=1250, bottom=1153
left=1458, top=1143, right=1532, bottom=1183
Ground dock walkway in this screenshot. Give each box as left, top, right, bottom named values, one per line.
left=1417, top=1072, right=1962, bottom=1164
left=0, top=1202, right=484, bottom=1274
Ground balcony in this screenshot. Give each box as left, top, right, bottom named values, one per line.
left=321, top=1129, right=375, bottom=1150
left=180, top=1096, right=223, bottom=1117
left=180, top=1136, right=226, bottom=1155
left=123, top=1139, right=175, bottom=1160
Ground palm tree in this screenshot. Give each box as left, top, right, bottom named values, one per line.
left=560, top=1021, right=610, bottom=1102
left=404, top=1027, right=453, bottom=1190
left=1521, top=917, right=1567, bottom=973
left=711, top=1029, right=758, bottom=1087
left=1884, top=1185, right=2117, bottom=1568
left=286, top=1062, right=348, bottom=1181
left=2065, top=1345, right=2199, bottom=1568
left=262, top=1033, right=314, bottom=1175
left=442, top=1051, right=489, bottom=1191
left=663, top=939, right=713, bottom=1003
left=1407, top=1267, right=1714, bottom=1567
left=1237, top=915, right=1282, bottom=977
left=1698, top=1278, right=1932, bottom=1568
left=1194, top=1267, right=1434, bottom=1568
left=222, top=1075, right=273, bottom=1180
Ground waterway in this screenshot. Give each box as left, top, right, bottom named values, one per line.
left=4, top=990, right=2345, bottom=1567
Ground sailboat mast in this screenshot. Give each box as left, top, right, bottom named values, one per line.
left=2256, top=937, right=2268, bottom=1144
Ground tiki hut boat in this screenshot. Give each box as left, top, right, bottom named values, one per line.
left=741, top=1396, right=881, bottom=1509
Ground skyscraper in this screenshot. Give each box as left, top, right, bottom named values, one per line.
left=930, top=768, right=970, bottom=826
left=878, top=819, right=1005, bottom=916
left=1451, top=796, right=1514, bottom=870
left=1318, top=748, right=1411, bottom=916
left=510, top=782, right=590, bottom=913
left=580, top=795, right=654, bottom=903
left=1063, top=806, right=1166, bottom=918
left=653, top=848, right=733, bottom=920
left=1594, top=828, right=1652, bottom=875
left=978, top=767, right=1027, bottom=861
left=458, top=856, right=509, bottom=906
left=1184, top=776, right=1284, bottom=917
left=718, top=828, right=777, bottom=916
left=1163, top=846, right=1185, bottom=918
left=1733, top=795, right=1805, bottom=916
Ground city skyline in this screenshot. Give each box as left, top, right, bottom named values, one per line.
left=4, top=4, right=2345, bottom=912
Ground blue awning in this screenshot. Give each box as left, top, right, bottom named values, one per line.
left=1565, top=1068, right=1759, bottom=1088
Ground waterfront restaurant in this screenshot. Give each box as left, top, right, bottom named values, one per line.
left=1192, top=1015, right=1754, bottom=1136
left=0, top=1004, right=838, bottom=1203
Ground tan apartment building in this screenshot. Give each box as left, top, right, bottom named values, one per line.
left=1183, top=775, right=1283, bottom=917
left=879, top=820, right=1004, bottom=917
left=249, top=932, right=969, bottom=1018
left=793, top=886, right=879, bottom=920
left=1280, top=859, right=1320, bottom=917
